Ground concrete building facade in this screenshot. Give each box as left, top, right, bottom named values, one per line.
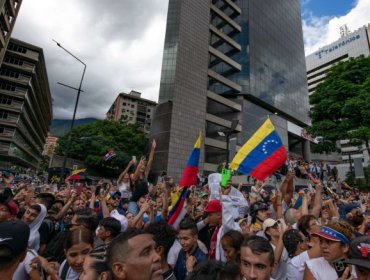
left=150, top=0, right=311, bottom=180
left=0, top=38, right=52, bottom=169
left=106, top=90, right=157, bottom=134
left=42, top=133, right=58, bottom=157
left=306, top=24, right=370, bottom=180
left=0, top=0, right=22, bottom=64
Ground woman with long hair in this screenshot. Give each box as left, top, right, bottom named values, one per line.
left=220, top=230, right=244, bottom=264
left=31, top=227, right=94, bottom=280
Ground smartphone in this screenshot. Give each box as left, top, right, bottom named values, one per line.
left=333, top=259, right=349, bottom=278
left=221, top=168, right=231, bottom=187
left=74, top=183, right=83, bottom=196
left=132, top=155, right=137, bottom=164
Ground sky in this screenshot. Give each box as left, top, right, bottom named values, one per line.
left=12, top=0, right=370, bottom=120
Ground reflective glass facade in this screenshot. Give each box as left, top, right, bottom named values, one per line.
left=158, top=0, right=181, bottom=103
left=153, top=0, right=310, bottom=177
left=246, top=0, right=309, bottom=125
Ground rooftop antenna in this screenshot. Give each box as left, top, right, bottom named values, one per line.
left=340, top=24, right=351, bottom=37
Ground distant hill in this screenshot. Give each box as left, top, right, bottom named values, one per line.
left=50, top=118, right=100, bottom=137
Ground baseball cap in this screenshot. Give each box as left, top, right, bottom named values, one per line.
left=0, top=200, right=19, bottom=216
left=344, top=236, right=370, bottom=269
left=311, top=226, right=350, bottom=244
left=249, top=202, right=269, bottom=215
left=0, top=220, right=30, bottom=256
left=204, top=200, right=222, bottom=213
left=263, top=218, right=278, bottom=232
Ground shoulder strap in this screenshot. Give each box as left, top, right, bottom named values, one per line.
left=60, top=260, right=70, bottom=280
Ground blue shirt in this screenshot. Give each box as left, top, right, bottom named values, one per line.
left=174, top=246, right=208, bottom=280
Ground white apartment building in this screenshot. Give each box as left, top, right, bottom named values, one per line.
left=106, top=90, right=157, bottom=134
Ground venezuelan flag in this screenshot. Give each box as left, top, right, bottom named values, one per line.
left=230, top=119, right=287, bottom=181
left=66, top=168, right=87, bottom=181
left=179, top=132, right=202, bottom=187
left=72, top=168, right=86, bottom=176
left=168, top=186, right=190, bottom=228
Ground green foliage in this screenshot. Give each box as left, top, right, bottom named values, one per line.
left=345, top=166, right=370, bottom=190
left=308, top=56, right=370, bottom=157
left=37, top=155, right=50, bottom=175
left=55, top=120, right=148, bottom=177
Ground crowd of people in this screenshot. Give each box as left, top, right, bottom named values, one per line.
left=0, top=141, right=369, bottom=280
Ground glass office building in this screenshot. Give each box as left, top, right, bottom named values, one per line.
left=151, top=0, right=310, bottom=179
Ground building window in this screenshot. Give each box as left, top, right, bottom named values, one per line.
left=7, top=43, right=27, bottom=54
left=0, top=95, right=12, bottom=105
left=0, top=111, right=8, bottom=119
left=131, top=104, right=135, bottom=108
left=122, top=102, right=127, bottom=106
left=121, top=109, right=126, bottom=113
left=4, top=56, right=23, bottom=66
left=0, top=69, right=20, bottom=79
left=0, top=82, right=16, bottom=92
left=0, top=127, right=4, bottom=134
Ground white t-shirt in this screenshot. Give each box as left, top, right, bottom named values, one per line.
left=306, top=257, right=357, bottom=280
left=306, top=257, right=337, bottom=280
left=58, top=260, right=79, bottom=280
left=271, top=243, right=289, bottom=280
left=167, top=238, right=181, bottom=267
left=287, top=250, right=310, bottom=280
left=13, top=249, right=41, bottom=280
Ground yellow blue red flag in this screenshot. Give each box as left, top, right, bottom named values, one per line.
left=229, top=119, right=287, bottom=181
left=179, top=132, right=202, bottom=187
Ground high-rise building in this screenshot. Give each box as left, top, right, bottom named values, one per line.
left=0, top=0, right=22, bottom=64
left=150, top=0, right=311, bottom=180
left=106, top=90, right=156, bottom=134
left=0, top=38, right=52, bottom=169
left=306, top=24, right=370, bottom=179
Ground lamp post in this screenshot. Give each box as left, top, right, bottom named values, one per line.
left=53, top=40, right=86, bottom=188
left=218, top=119, right=240, bottom=168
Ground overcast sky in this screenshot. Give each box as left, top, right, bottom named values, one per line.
left=12, top=0, right=370, bottom=120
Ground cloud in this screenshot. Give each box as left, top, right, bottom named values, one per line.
left=12, top=0, right=168, bottom=119
left=303, top=0, right=370, bottom=55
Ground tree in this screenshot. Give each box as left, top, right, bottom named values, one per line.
left=55, top=120, right=148, bottom=177
left=309, top=56, right=370, bottom=158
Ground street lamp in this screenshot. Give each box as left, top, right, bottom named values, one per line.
left=53, top=39, right=87, bottom=188
left=218, top=119, right=239, bottom=168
